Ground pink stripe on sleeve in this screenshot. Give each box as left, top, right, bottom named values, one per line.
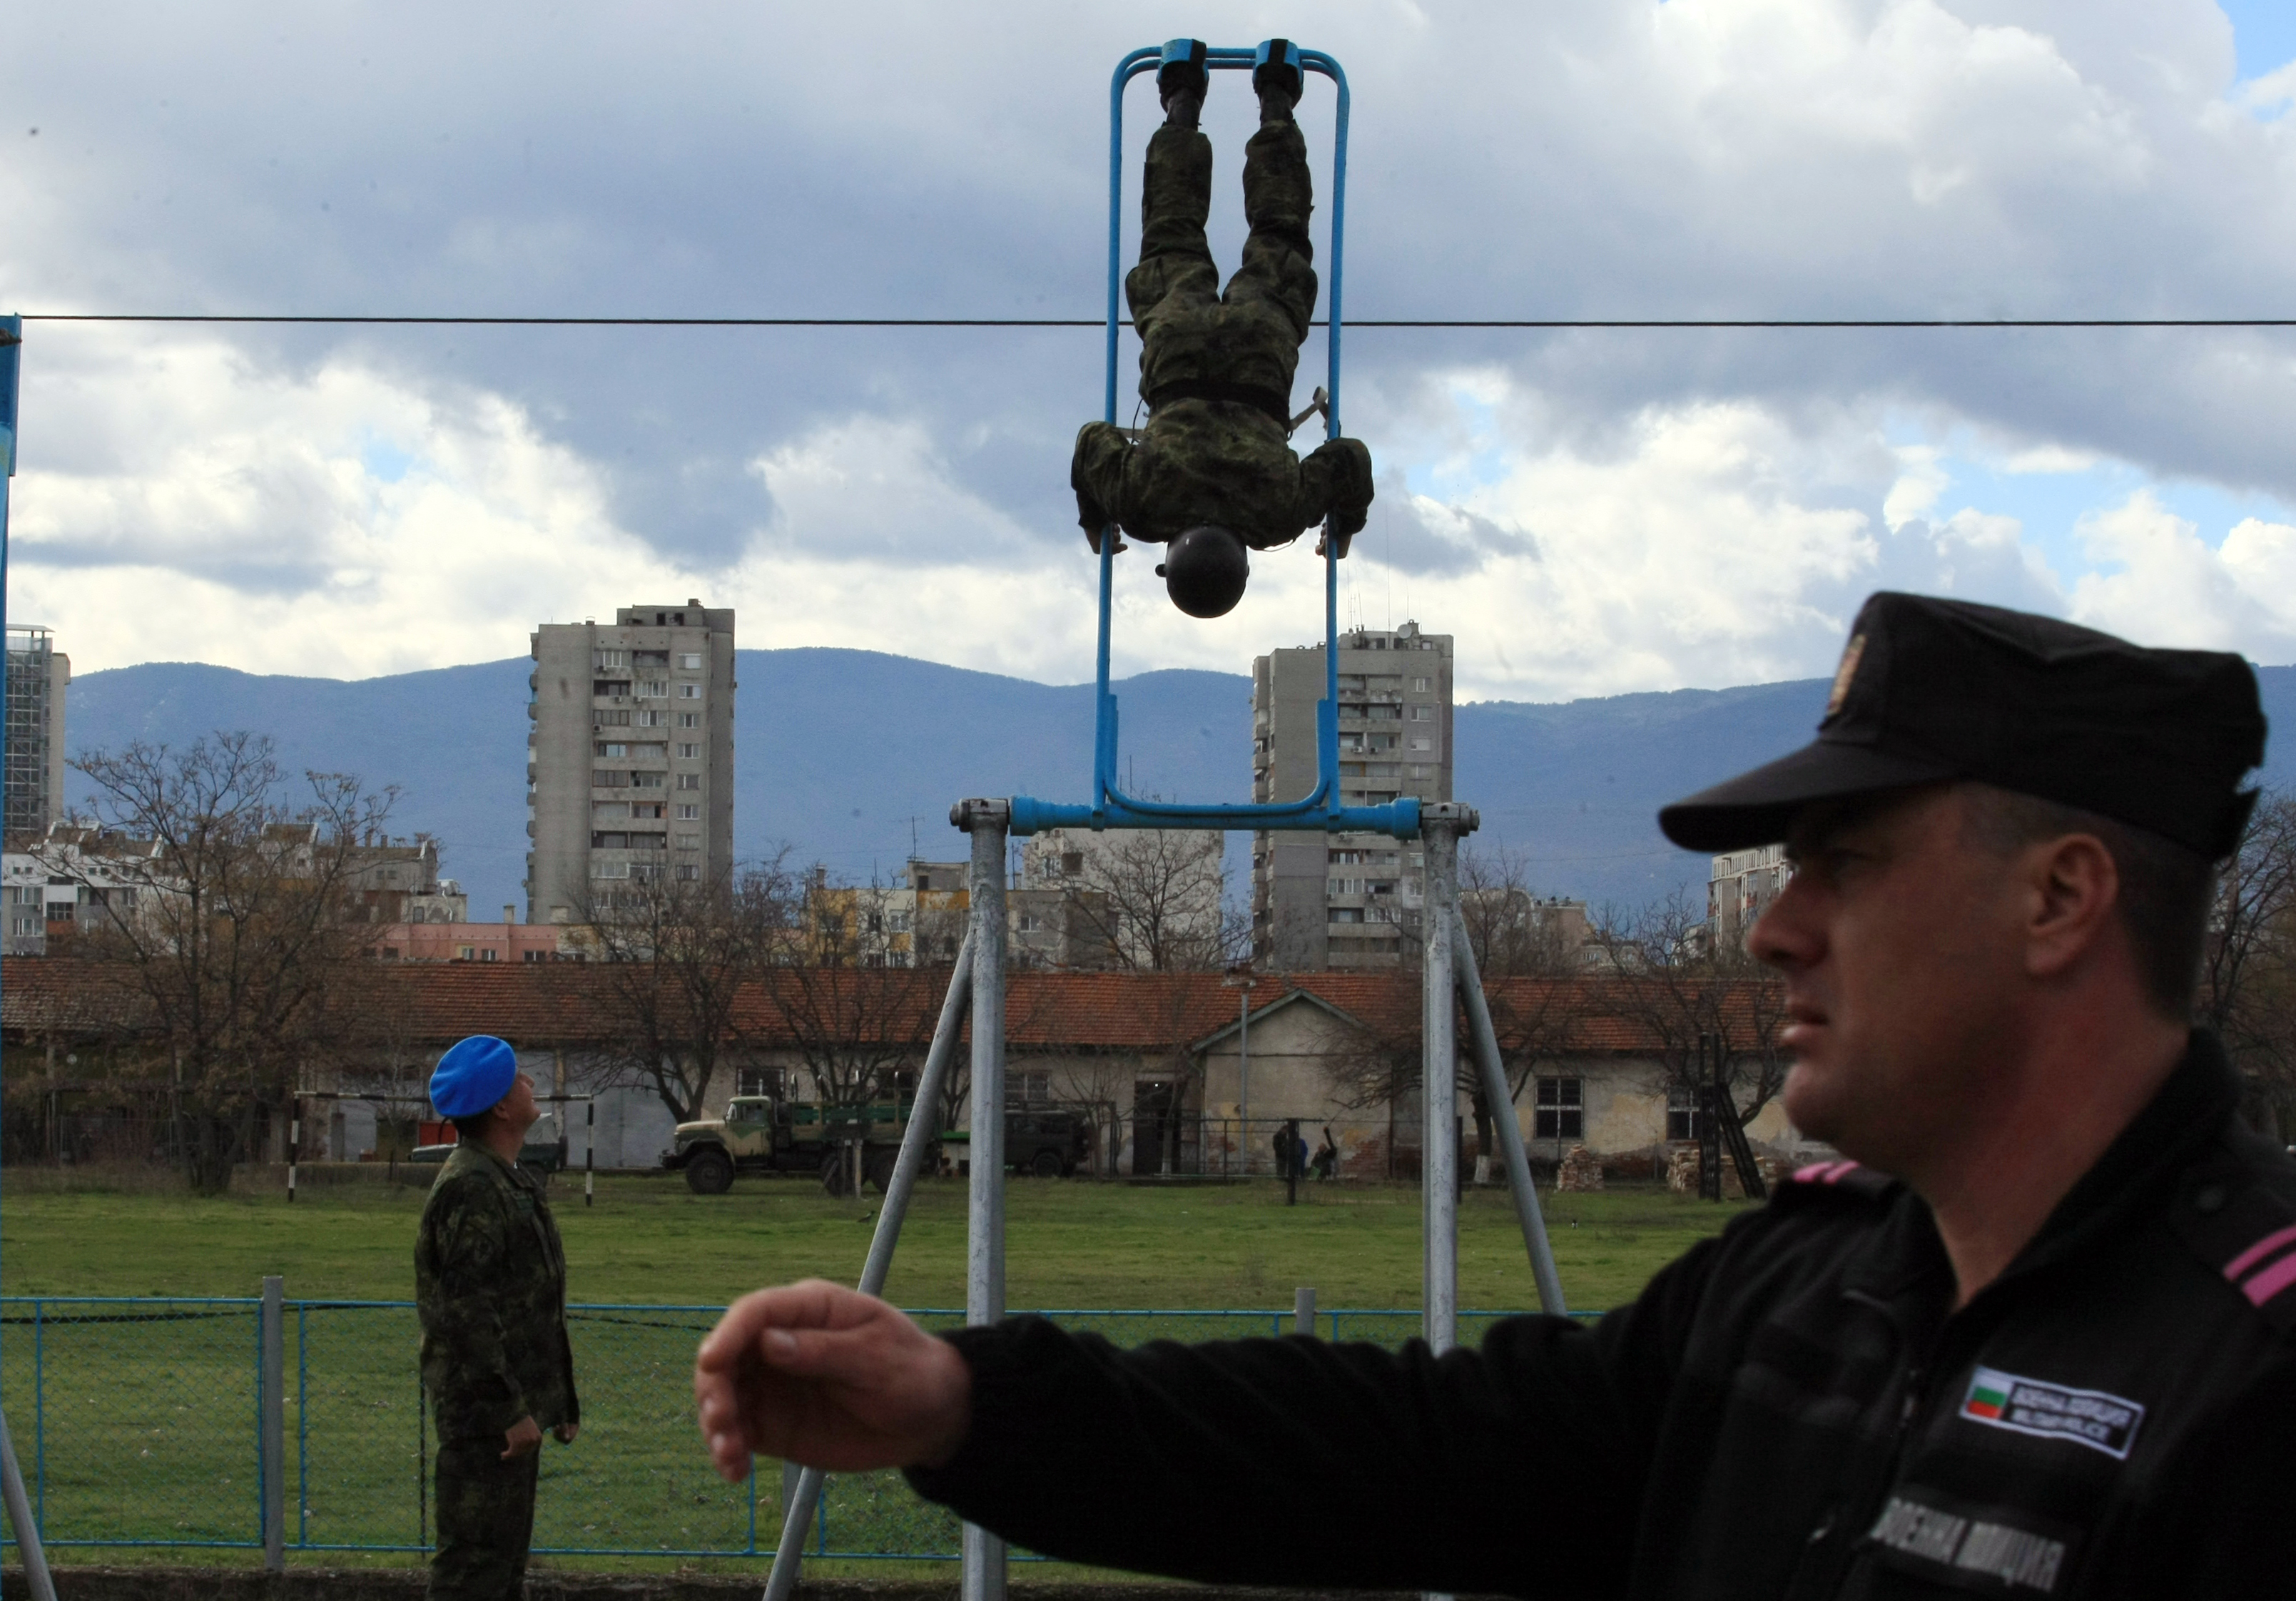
left=2223, top=1221, right=2296, bottom=1281
left=2240, top=1250, right=2296, bottom=1309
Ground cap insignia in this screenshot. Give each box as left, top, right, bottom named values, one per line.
left=1825, top=634, right=1866, bottom=718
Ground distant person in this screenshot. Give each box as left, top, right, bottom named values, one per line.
left=1310, top=1128, right=1339, bottom=1181
left=416, top=1036, right=580, bottom=1600
left=1269, top=1127, right=1291, bottom=1180
left=1070, top=38, right=1373, bottom=618
left=692, top=593, right=2296, bottom=1597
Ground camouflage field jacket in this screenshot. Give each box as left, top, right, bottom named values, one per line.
left=416, top=1142, right=579, bottom=1441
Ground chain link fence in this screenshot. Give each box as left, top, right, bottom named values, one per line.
left=0, top=1298, right=1575, bottom=1561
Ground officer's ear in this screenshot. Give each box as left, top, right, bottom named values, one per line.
left=2020, top=831, right=2120, bottom=986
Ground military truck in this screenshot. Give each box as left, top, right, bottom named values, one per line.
left=665, top=1095, right=1094, bottom=1194
left=664, top=1094, right=920, bottom=1195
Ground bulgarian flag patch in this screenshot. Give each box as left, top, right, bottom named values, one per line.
left=1964, top=1378, right=2009, bottom=1421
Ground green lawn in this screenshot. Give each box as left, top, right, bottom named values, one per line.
left=0, top=1169, right=1753, bottom=1572
left=0, top=1166, right=1752, bottom=1313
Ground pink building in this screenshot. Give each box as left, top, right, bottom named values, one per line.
left=367, top=915, right=576, bottom=964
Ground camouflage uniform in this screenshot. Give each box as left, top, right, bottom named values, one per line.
left=1072, top=117, right=1373, bottom=551
left=416, top=1142, right=578, bottom=1600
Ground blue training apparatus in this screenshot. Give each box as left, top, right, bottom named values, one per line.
left=1008, top=44, right=1418, bottom=842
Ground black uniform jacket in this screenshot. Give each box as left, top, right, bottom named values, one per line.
left=910, top=1032, right=2296, bottom=1598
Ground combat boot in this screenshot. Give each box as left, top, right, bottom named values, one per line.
left=1158, top=39, right=1209, bottom=128
left=1253, top=38, right=1301, bottom=121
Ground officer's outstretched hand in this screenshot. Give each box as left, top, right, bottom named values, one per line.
left=694, top=1279, right=971, bottom=1483
left=501, top=1416, right=543, bottom=1460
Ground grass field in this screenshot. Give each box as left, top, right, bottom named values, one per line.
left=0, top=1165, right=1753, bottom=1313
left=0, top=1168, right=1754, bottom=1574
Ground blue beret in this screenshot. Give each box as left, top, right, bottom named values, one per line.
left=430, top=1035, right=519, bottom=1119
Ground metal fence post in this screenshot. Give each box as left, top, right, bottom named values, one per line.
left=958, top=799, right=1008, bottom=1601
left=261, top=1275, right=284, bottom=1571
left=1294, top=1286, right=1316, bottom=1337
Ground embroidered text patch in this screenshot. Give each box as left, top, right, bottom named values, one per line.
left=1959, top=1366, right=2143, bottom=1460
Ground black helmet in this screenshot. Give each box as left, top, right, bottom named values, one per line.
left=1155, top=525, right=1250, bottom=618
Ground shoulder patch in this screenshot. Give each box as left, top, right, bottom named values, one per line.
left=2170, top=1121, right=2296, bottom=1336
left=1778, top=1159, right=1898, bottom=1203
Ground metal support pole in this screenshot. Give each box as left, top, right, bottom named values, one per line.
left=261, top=1274, right=285, bottom=1571
left=1294, top=1286, right=1316, bottom=1337
left=287, top=1102, right=299, bottom=1204
left=0, top=317, right=49, bottom=1601
left=763, top=937, right=976, bottom=1601
left=1420, top=805, right=1466, bottom=1358
left=1285, top=1117, right=1301, bottom=1206
left=957, top=800, right=1009, bottom=1601
left=1451, top=908, right=1569, bottom=1317
left=585, top=1100, right=595, bottom=1207
left=0, top=1406, right=55, bottom=1601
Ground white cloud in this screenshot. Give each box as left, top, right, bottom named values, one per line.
left=2068, top=490, right=2296, bottom=655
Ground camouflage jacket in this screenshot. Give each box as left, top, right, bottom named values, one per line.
left=416, top=1142, right=578, bottom=1441
left=1071, top=410, right=1372, bottom=551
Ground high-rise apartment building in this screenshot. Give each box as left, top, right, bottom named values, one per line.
left=525, top=600, right=735, bottom=924
left=4, top=626, right=68, bottom=844
left=1251, top=621, right=1453, bottom=970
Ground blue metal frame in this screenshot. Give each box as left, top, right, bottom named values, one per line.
left=1007, top=46, right=1418, bottom=842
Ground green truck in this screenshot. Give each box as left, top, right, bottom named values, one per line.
left=664, top=1094, right=1093, bottom=1194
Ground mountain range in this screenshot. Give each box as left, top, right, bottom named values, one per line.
left=63, top=650, right=2296, bottom=922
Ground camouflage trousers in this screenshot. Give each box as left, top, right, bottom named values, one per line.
left=430, top=1439, right=540, bottom=1601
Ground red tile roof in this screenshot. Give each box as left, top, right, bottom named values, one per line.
left=0, top=958, right=1782, bottom=1054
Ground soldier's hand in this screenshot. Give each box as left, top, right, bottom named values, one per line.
left=553, top=1422, right=579, bottom=1445
left=501, top=1416, right=543, bottom=1460
left=694, top=1279, right=971, bottom=1482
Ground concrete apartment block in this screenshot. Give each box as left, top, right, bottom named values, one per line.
left=1251, top=621, right=1453, bottom=970
left=4, top=626, right=68, bottom=845
left=526, top=599, right=735, bottom=925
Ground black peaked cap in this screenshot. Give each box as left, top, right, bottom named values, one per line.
left=1657, top=592, right=2267, bottom=858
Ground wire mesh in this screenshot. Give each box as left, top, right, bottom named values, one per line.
left=0, top=1297, right=1584, bottom=1560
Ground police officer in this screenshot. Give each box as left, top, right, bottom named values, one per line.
left=693, top=593, right=2295, bottom=1598
left=1070, top=39, right=1375, bottom=619
left=417, top=1035, right=579, bottom=1600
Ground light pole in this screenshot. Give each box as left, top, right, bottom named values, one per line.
left=1221, top=967, right=1258, bottom=1174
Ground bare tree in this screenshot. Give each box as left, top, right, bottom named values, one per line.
left=1585, top=891, right=1789, bottom=1139
left=2198, top=789, right=2296, bottom=1131
left=766, top=875, right=950, bottom=1119
left=580, top=853, right=798, bottom=1124
left=59, top=733, right=396, bottom=1192
left=1037, top=828, right=1236, bottom=971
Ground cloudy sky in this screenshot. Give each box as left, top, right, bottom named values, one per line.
left=6, top=0, right=2296, bottom=703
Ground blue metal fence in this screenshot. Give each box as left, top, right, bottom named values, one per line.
left=0, top=1298, right=1595, bottom=1561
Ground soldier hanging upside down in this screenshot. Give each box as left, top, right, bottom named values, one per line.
left=1071, top=40, right=1374, bottom=619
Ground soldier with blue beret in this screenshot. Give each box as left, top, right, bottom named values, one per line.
left=416, top=1035, right=579, bottom=1600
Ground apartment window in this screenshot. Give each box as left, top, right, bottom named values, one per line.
left=1410, top=706, right=1433, bottom=721
left=676, top=683, right=702, bottom=700
left=1413, top=676, right=1432, bottom=691
left=455, top=945, right=475, bottom=960
left=593, top=708, right=631, bottom=728
left=635, top=708, right=664, bottom=726
left=676, top=832, right=700, bottom=850
left=633, top=772, right=665, bottom=788
left=1016, top=913, right=1042, bottom=932
left=478, top=948, right=499, bottom=963
left=594, top=742, right=628, bottom=758
left=1667, top=1088, right=1702, bottom=1142
left=1331, top=907, right=1365, bottom=923
left=677, top=743, right=701, bottom=758
left=675, top=804, right=700, bottom=820
left=522, top=949, right=547, bottom=962
left=594, top=801, right=629, bottom=820
left=633, top=802, right=664, bottom=819
left=678, top=652, right=703, bottom=670
left=636, top=680, right=668, bottom=698
left=676, top=864, right=700, bottom=881
left=1329, top=878, right=1363, bottom=895
left=1410, top=738, right=1431, bottom=751
left=594, top=649, right=627, bottom=669
left=1535, top=1078, right=1583, bottom=1141
left=676, top=773, right=701, bottom=791
left=671, top=711, right=699, bottom=728
left=593, top=861, right=630, bottom=880
left=592, top=678, right=631, bottom=698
